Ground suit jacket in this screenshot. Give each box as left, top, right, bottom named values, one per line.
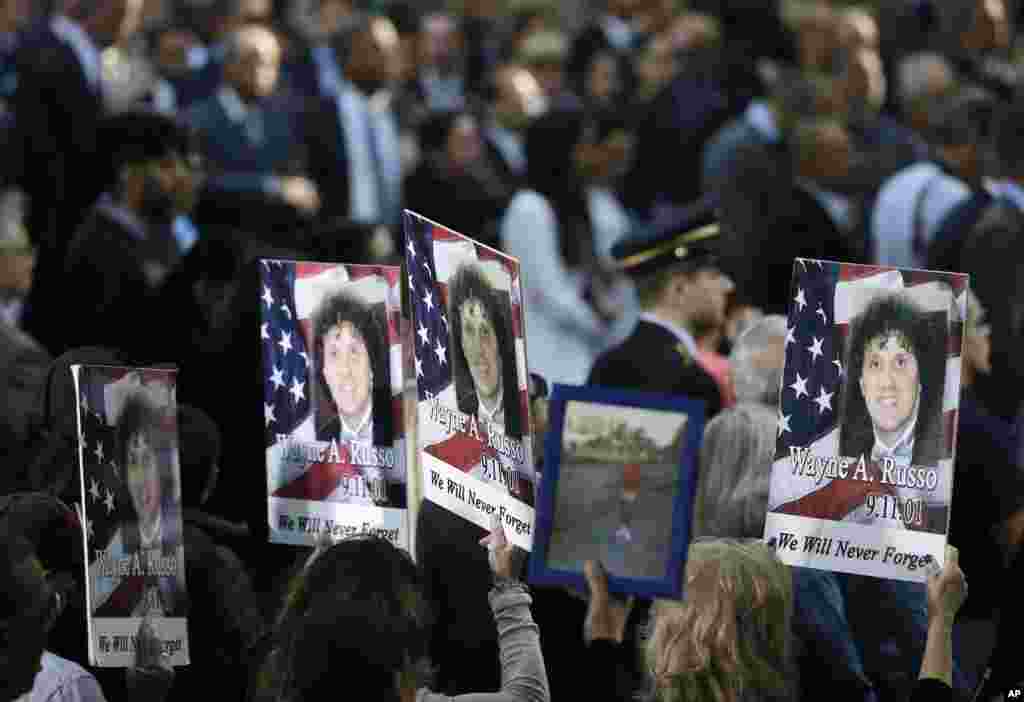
left=186, top=90, right=305, bottom=195
left=621, top=76, right=732, bottom=219
left=13, top=22, right=105, bottom=251
left=302, top=92, right=353, bottom=223
left=13, top=22, right=108, bottom=352
left=588, top=320, right=723, bottom=419
left=62, top=203, right=181, bottom=358
left=960, top=198, right=1024, bottom=420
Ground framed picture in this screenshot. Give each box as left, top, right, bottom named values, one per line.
left=529, top=384, right=705, bottom=599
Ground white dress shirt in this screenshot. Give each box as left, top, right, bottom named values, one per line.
left=51, top=15, right=101, bottom=93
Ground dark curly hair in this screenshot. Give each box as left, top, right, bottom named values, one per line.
left=268, top=536, right=433, bottom=702
left=311, top=290, right=392, bottom=443
left=447, top=264, right=523, bottom=439
left=839, top=293, right=948, bottom=466
left=115, top=395, right=162, bottom=484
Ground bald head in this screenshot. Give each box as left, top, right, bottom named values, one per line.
left=224, top=24, right=282, bottom=101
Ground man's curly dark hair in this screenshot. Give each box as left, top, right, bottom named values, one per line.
left=839, top=293, right=948, bottom=466
left=311, top=289, right=392, bottom=443
left=447, top=264, right=523, bottom=439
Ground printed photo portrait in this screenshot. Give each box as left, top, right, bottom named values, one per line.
left=76, top=368, right=188, bottom=622
left=837, top=291, right=950, bottom=532
left=405, top=210, right=537, bottom=548
left=447, top=262, right=524, bottom=441
left=766, top=261, right=965, bottom=570
left=263, top=262, right=406, bottom=511
left=546, top=401, right=688, bottom=581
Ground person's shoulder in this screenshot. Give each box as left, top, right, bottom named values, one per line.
left=36, top=651, right=106, bottom=701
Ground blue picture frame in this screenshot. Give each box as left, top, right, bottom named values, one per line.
left=528, top=383, right=705, bottom=600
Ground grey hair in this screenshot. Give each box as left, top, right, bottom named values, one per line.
left=896, top=52, right=955, bottom=111
left=729, top=314, right=787, bottom=405
left=222, top=23, right=280, bottom=64
left=693, top=403, right=777, bottom=539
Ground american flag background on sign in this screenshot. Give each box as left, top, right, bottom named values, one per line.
left=403, top=210, right=535, bottom=501
left=770, top=260, right=967, bottom=528
left=261, top=260, right=405, bottom=503
left=72, top=365, right=189, bottom=666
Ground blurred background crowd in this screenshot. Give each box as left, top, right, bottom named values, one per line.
left=2, top=0, right=1024, bottom=701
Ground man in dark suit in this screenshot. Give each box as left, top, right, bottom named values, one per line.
left=302, top=14, right=403, bottom=241
left=958, top=97, right=1024, bottom=422
left=588, top=195, right=732, bottom=420
left=62, top=110, right=200, bottom=359
left=14, top=0, right=143, bottom=353
left=186, top=23, right=319, bottom=216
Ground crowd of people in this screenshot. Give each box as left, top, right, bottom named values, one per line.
left=2, top=0, right=1024, bottom=700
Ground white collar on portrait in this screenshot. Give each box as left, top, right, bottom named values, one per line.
left=871, top=386, right=920, bottom=459
left=138, top=508, right=163, bottom=550
left=340, top=402, right=373, bottom=440
left=477, top=382, right=505, bottom=426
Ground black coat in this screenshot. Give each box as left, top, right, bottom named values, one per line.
left=62, top=205, right=182, bottom=359
left=588, top=320, right=723, bottom=419
left=960, top=198, right=1024, bottom=421
left=13, top=23, right=109, bottom=352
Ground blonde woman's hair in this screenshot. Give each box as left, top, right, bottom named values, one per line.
left=644, top=539, right=794, bottom=702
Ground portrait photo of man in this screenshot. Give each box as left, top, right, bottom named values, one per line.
left=769, top=288, right=953, bottom=532
left=93, top=394, right=186, bottom=619
left=310, top=287, right=397, bottom=505
left=839, top=292, right=949, bottom=476
left=447, top=263, right=523, bottom=439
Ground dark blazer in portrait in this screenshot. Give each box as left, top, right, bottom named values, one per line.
left=588, top=320, right=723, bottom=419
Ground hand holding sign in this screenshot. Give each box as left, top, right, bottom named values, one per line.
left=925, top=544, right=967, bottom=626
left=126, top=610, right=174, bottom=700
left=582, top=560, right=634, bottom=645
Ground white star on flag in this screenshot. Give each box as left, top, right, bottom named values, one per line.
left=418, top=322, right=430, bottom=346
left=278, top=331, right=293, bottom=355
left=423, top=261, right=432, bottom=277
left=423, top=291, right=434, bottom=311
left=265, top=402, right=276, bottom=427
left=415, top=356, right=423, bottom=377
left=300, top=351, right=310, bottom=368
left=434, top=340, right=447, bottom=365
left=89, top=478, right=101, bottom=502
left=440, top=314, right=448, bottom=329
left=94, top=441, right=104, bottom=463
left=797, top=258, right=808, bottom=270
left=281, top=303, right=292, bottom=320
left=261, top=322, right=270, bottom=341
left=785, top=325, right=796, bottom=346
left=789, top=372, right=809, bottom=399
left=816, top=304, right=827, bottom=323
left=262, top=286, right=274, bottom=308
left=794, top=288, right=807, bottom=312
left=407, top=239, right=416, bottom=258
left=813, top=386, right=834, bottom=414
left=270, top=365, right=286, bottom=390
left=408, top=273, right=415, bottom=291
left=833, top=359, right=843, bottom=375
left=807, top=336, right=824, bottom=362
left=104, top=489, right=115, bottom=515
left=86, top=516, right=94, bottom=541
left=289, top=378, right=305, bottom=404
left=777, top=412, right=792, bottom=437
